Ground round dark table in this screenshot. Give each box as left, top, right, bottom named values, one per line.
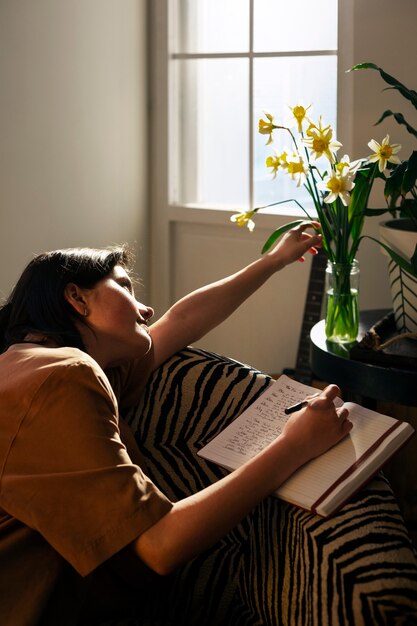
left=310, top=309, right=417, bottom=406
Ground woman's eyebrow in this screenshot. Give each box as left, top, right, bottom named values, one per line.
left=116, top=275, right=133, bottom=291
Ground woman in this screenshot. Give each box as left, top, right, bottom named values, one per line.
left=0, top=224, right=351, bottom=625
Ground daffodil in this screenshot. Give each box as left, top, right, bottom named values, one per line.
left=367, top=134, right=401, bottom=172
left=239, top=104, right=402, bottom=273
left=266, top=150, right=288, bottom=178
left=335, top=154, right=363, bottom=176
left=285, top=154, right=308, bottom=187
left=303, top=118, right=342, bottom=163
left=288, top=104, right=311, bottom=133
left=320, top=171, right=355, bottom=206
left=258, top=111, right=277, bottom=145
left=230, top=210, right=256, bottom=232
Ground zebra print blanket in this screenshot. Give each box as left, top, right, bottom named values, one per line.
left=121, top=346, right=417, bottom=626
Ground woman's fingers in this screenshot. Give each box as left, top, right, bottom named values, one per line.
left=308, top=384, right=341, bottom=410
left=336, top=407, right=352, bottom=430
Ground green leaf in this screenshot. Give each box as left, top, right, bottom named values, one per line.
left=375, top=109, right=395, bottom=125
left=376, top=110, right=417, bottom=140
left=375, top=110, right=417, bottom=139
left=365, top=236, right=417, bottom=277
left=399, top=199, right=417, bottom=224
left=363, top=208, right=390, bottom=216
left=349, top=63, right=417, bottom=110
left=384, top=161, right=407, bottom=204
left=412, top=244, right=417, bottom=275
left=261, top=220, right=305, bottom=254
left=347, top=166, right=374, bottom=242
left=402, top=151, right=417, bottom=193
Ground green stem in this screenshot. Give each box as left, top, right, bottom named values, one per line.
left=325, top=262, right=359, bottom=343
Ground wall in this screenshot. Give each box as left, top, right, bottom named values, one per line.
left=0, top=0, right=148, bottom=301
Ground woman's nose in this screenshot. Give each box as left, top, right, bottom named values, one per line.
left=140, top=305, right=154, bottom=323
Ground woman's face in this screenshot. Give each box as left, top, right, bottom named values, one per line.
left=79, top=265, right=154, bottom=368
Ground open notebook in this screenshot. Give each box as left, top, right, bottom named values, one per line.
left=197, top=375, right=414, bottom=517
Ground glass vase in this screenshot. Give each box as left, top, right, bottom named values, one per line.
left=324, top=260, right=360, bottom=343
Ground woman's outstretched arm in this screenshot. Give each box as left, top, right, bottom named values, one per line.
left=149, top=222, right=321, bottom=368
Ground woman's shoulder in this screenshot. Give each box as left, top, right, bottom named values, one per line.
left=0, top=344, right=106, bottom=392
left=2, top=343, right=96, bottom=367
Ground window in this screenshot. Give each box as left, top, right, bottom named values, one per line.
left=169, top=0, right=338, bottom=215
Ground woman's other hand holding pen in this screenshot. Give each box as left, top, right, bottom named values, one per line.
left=281, top=384, right=352, bottom=466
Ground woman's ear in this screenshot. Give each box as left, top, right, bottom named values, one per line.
left=64, top=283, right=89, bottom=317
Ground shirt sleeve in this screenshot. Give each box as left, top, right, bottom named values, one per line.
left=1, top=359, right=172, bottom=576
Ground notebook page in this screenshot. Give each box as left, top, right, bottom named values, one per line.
left=276, top=402, right=400, bottom=508
left=197, top=375, right=341, bottom=471
left=316, top=419, right=412, bottom=514
left=198, top=377, right=404, bottom=512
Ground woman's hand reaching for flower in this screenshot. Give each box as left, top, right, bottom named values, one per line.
left=265, top=221, right=322, bottom=270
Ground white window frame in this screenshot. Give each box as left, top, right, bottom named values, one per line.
left=148, top=0, right=355, bottom=315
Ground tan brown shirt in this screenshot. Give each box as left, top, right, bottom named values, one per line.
left=0, top=344, right=172, bottom=625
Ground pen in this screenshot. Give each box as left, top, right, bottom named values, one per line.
left=284, top=400, right=308, bottom=415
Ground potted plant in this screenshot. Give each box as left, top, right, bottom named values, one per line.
left=350, top=63, right=417, bottom=333
left=230, top=105, right=402, bottom=344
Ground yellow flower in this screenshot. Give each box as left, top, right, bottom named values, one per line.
left=258, top=111, right=277, bottom=145
left=303, top=118, right=342, bottom=163
left=266, top=150, right=288, bottom=178
left=367, top=134, right=401, bottom=172
left=285, top=155, right=308, bottom=187
left=230, top=210, right=256, bottom=232
left=289, top=104, right=311, bottom=133
left=320, top=171, right=355, bottom=206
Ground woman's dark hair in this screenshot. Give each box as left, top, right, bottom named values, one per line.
left=0, top=245, right=132, bottom=353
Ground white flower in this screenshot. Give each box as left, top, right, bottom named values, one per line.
left=367, top=134, right=401, bottom=172
left=336, top=154, right=363, bottom=176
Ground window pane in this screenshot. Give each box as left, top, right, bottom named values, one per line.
left=171, top=0, right=249, bottom=54
left=254, top=0, right=337, bottom=52
left=253, top=56, right=337, bottom=210
left=171, top=59, right=249, bottom=207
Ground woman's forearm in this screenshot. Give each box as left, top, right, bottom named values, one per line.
left=133, top=432, right=302, bottom=576
left=150, top=224, right=321, bottom=368
left=166, top=254, right=276, bottom=335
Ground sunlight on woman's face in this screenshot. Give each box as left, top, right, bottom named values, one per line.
left=83, top=266, right=154, bottom=368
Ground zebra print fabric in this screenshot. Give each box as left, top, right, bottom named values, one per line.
left=120, top=346, right=417, bottom=626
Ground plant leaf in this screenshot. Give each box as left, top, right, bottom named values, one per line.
left=375, top=110, right=417, bottom=139
left=402, top=151, right=417, bottom=193
left=261, top=220, right=305, bottom=254
left=399, top=199, right=417, bottom=225
left=363, top=208, right=390, bottom=216
left=384, top=161, right=407, bottom=205
left=349, top=63, right=417, bottom=109
left=375, top=109, right=395, bottom=125
left=365, top=235, right=417, bottom=277
left=348, top=167, right=374, bottom=242
left=412, top=244, right=417, bottom=275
